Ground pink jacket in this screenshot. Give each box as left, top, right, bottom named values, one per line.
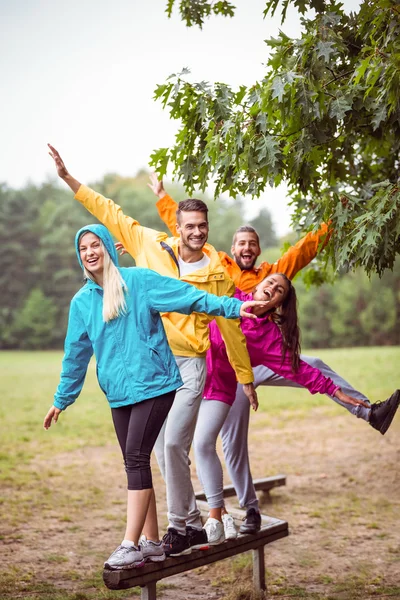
left=204, top=289, right=339, bottom=405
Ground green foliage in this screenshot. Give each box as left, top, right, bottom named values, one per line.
left=295, top=259, right=400, bottom=348
left=165, top=0, right=235, bottom=28
left=11, top=289, right=57, bottom=349
left=248, top=207, right=278, bottom=248
left=0, top=174, right=275, bottom=349
left=155, top=0, right=400, bottom=276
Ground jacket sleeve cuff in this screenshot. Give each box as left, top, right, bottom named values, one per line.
left=53, top=399, right=66, bottom=410
left=74, top=184, right=91, bottom=202
left=237, top=374, right=255, bottom=385
left=329, top=384, right=340, bottom=397
left=53, top=396, right=73, bottom=410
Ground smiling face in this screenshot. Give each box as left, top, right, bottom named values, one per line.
left=253, top=274, right=289, bottom=310
left=176, top=211, right=209, bottom=253
left=79, top=232, right=105, bottom=279
left=231, top=231, right=261, bottom=270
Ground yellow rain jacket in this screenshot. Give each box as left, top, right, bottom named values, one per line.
left=75, top=185, right=253, bottom=384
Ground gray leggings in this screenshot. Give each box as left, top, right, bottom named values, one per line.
left=220, top=355, right=371, bottom=511
left=193, top=399, right=231, bottom=508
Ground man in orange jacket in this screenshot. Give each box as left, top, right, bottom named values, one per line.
left=150, top=174, right=400, bottom=535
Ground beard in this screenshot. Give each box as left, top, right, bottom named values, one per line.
left=235, top=254, right=257, bottom=270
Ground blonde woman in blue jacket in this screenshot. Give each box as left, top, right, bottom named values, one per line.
left=43, top=223, right=265, bottom=571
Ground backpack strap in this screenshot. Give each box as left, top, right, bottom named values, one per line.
left=160, top=241, right=180, bottom=275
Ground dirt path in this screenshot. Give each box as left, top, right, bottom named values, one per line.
left=1, top=408, right=399, bottom=599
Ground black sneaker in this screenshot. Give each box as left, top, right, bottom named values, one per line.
left=239, top=508, right=262, bottom=534
left=369, top=390, right=400, bottom=435
left=186, top=526, right=209, bottom=550
left=162, top=528, right=191, bottom=557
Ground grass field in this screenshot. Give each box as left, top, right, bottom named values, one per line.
left=1, top=347, right=399, bottom=599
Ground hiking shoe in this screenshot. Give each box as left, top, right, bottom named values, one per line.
left=204, top=518, right=225, bottom=545
left=139, top=535, right=166, bottom=563
left=186, top=526, right=209, bottom=550
left=239, top=508, right=262, bottom=534
left=162, top=528, right=191, bottom=557
left=104, top=542, right=145, bottom=570
left=369, top=390, right=400, bottom=435
left=222, top=513, right=238, bottom=540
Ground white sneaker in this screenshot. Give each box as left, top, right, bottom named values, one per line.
left=222, top=513, right=238, bottom=540
left=204, top=517, right=225, bottom=545
left=140, top=535, right=166, bottom=562
left=104, top=542, right=145, bottom=570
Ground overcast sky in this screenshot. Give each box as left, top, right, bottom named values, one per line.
left=1, top=0, right=359, bottom=235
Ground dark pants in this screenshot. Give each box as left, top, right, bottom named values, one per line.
left=111, top=391, right=175, bottom=490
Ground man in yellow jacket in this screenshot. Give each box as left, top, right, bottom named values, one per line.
left=48, top=145, right=256, bottom=557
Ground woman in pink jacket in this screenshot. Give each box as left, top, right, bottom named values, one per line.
left=193, top=273, right=371, bottom=545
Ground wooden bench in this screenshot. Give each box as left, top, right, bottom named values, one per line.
left=103, top=515, right=289, bottom=599
left=194, top=474, right=286, bottom=503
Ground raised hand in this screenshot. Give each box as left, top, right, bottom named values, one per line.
left=147, top=173, right=166, bottom=199
left=48, top=144, right=69, bottom=179
left=115, top=242, right=129, bottom=257
left=47, top=144, right=81, bottom=193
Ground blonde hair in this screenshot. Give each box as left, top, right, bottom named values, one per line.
left=82, top=239, right=127, bottom=322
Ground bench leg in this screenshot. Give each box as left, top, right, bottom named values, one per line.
left=252, top=547, right=266, bottom=594
left=141, top=581, right=157, bottom=600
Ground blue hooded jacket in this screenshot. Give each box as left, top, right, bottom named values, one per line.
left=54, top=224, right=243, bottom=410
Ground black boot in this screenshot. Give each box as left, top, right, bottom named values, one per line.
left=239, top=508, right=261, bottom=534
left=369, top=390, right=400, bottom=435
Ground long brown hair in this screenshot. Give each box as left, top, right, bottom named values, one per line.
left=268, top=273, right=301, bottom=372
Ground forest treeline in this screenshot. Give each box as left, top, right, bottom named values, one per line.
left=1, top=173, right=399, bottom=350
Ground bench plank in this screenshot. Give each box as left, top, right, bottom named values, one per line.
left=194, top=475, right=286, bottom=502
left=103, top=518, right=288, bottom=591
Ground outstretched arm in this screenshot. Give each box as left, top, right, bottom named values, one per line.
left=47, top=144, right=157, bottom=260
left=143, top=269, right=267, bottom=322
left=265, top=222, right=332, bottom=280
left=250, top=322, right=368, bottom=407
left=149, top=173, right=179, bottom=236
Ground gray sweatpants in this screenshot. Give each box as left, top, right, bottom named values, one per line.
left=193, top=400, right=231, bottom=509
left=220, top=355, right=372, bottom=511
left=154, top=356, right=206, bottom=535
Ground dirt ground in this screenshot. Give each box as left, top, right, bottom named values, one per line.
left=1, top=407, right=400, bottom=600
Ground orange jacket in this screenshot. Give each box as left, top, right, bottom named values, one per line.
left=156, top=194, right=331, bottom=293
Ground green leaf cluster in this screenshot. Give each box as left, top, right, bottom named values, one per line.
left=155, top=0, right=400, bottom=276
left=165, top=0, right=235, bottom=28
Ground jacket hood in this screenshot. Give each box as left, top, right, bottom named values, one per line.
left=75, top=224, right=119, bottom=270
